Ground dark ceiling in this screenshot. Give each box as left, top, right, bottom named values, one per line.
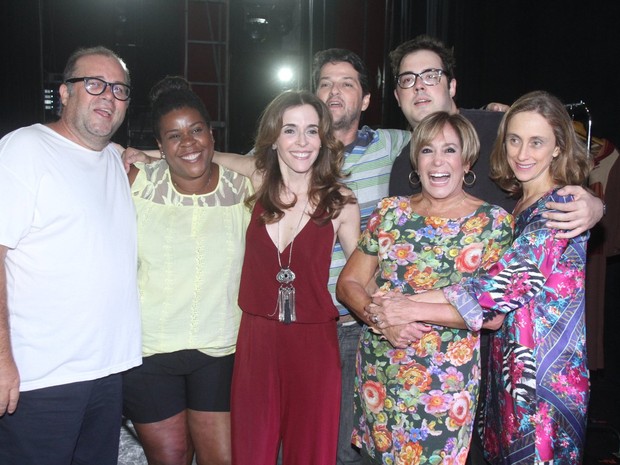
left=2, top=0, right=619, bottom=151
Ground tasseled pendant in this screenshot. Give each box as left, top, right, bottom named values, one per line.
left=278, top=285, right=296, bottom=324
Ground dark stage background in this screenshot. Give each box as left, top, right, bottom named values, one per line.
left=1, top=2, right=620, bottom=461
left=2, top=0, right=619, bottom=152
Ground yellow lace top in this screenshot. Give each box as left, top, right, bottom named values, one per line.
left=132, top=160, right=253, bottom=357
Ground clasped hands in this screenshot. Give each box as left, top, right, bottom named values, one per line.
left=364, top=291, right=431, bottom=349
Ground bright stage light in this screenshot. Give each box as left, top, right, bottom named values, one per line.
left=277, top=66, right=294, bottom=83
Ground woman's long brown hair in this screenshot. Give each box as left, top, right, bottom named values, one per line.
left=248, top=90, right=355, bottom=224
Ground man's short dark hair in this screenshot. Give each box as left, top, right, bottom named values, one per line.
left=389, top=35, right=456, bottom=82
left=312, top=48, right=370, bottom=96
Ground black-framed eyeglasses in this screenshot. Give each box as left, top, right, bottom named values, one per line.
left=65, top=77, right=131, bottom=101
left=395, top=69, right=445, bottom=89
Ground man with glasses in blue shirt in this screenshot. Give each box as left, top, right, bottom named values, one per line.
left=0, top=46, right=141, bottom=465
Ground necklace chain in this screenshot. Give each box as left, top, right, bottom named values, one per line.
left=515, top=187, right=555, bottom=214
left=423, top=193, right=467, bottom=217
left=172, top=165, right=214, bottom=195
left=274, top=197, right=310, bottom=325
left=276, top=197, right=310, bottom=275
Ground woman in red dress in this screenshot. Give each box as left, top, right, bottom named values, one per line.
left=228, top=90, right=360, bottom=465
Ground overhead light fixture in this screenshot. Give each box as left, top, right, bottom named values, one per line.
left=243, top=4, right=273, bottom=43
left=242, top=3, right=294, bottom=43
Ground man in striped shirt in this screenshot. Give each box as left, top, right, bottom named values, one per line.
left=312, top=48, right=411, bottom=465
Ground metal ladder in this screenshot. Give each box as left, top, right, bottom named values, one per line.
left=184, top=0, right=230, bottom=151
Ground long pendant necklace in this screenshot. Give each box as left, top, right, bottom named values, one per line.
left=275, top=198, right=309, bottom=324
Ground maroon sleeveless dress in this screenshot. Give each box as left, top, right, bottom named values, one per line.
left=231, top=202, right=342, bottom=465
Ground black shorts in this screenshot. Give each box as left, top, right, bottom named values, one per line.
left=122, top=350, right=234, bottom=423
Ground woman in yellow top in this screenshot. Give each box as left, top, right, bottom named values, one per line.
left=123, top=76, right=252, bottom=465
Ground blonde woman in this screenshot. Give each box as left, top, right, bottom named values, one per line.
left=337, top=112, right=513, bottom=464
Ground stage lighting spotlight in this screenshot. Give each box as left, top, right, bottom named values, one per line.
left=277, top=66, right=294, bottom=84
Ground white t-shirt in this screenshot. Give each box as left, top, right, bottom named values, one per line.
left=0, top=124, right=141, bottom=392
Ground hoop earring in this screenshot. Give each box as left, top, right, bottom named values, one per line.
left=408, top=171, right=421, bottom=187
left=463, top=170, right=476, bottom=187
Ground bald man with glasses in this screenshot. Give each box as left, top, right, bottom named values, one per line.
left=0, top=46, right=141, bottom=465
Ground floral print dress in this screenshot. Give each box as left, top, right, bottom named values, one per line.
left=353, top=196, right=514, bottom=465
left=444, top=189, right=590, bottom=465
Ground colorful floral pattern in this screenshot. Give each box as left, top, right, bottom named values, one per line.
left=353, top=197, right=513, bottom=464
left=446, top=189, right=590, bottom=464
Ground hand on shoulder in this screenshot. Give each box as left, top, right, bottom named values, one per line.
left=543, top=185, right=603, bottom=238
